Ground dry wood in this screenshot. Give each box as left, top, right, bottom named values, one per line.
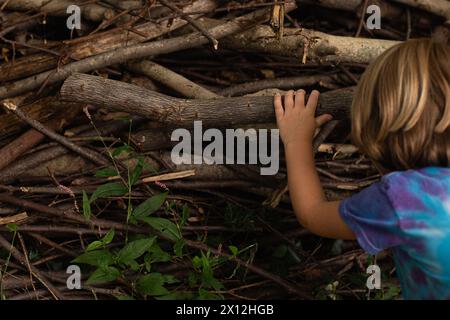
left=0, top=1, right=297, bottom=100
left=218, top=75, right=336, bottom=97
left=221, top=25, right=400, bottom=64
left=2, top=101, right=109, bottom=166
left=0, top=0, right=420, bottom=300
left=297, top=0, right=403, bottom=19
left=0, top=104, right=82, bottom=170
left=0, top=0, right=218, bottom=82
left=0, top=96, right=81, bottom=139
left=60, top=73, right=354, bottom=126
left=127, top=60, right=220, bottom=99
left=0, top=0, right=114, bottom=21
left=0, top=212, right=28, bottom=225
left=392, top=0, right=450, bottom=21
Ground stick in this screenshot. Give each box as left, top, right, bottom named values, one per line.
left=185, top=239, right=311, bottom=299
left=141, top=169, right=196, bottom=183
left=0, top=212, right=28, bottom=225
left=1, top=101, right=109, bottom=166
left=0, top=233, right=65, bottom=300
left=159, top=0, right=219, bottom=49
left=0, top=0, right=218, bottom=83
left=0, top=105, right=81, bottom=171
left=0, top=1, right=297, bottom=100
left=391, top=0, right=450, bottom=21
left=218, top=75, right=335, bottom=97
left=127, top=60, right=220, bottom=99
left=0, top=0, right=114, bottom=21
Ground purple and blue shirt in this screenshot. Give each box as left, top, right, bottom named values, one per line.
left=339, top=167, right=450, bottom=299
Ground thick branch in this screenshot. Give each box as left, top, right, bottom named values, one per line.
left=0, top=1, right=297, bottom=100
left=220, top=25, right=400, bottom=64
left=391, top=0, right=450, bottom=21
left=60, top=73, right=354, bottom=127
left=0, top=0, right=218, bottom=82
left=0, top=0, right=113, bottom=21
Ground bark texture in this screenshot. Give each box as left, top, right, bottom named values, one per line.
left=60, top=73, right=354, bottom=127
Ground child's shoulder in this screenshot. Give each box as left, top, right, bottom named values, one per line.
left=378, top=166, right=450, bottom=216
left=381, top=166, right=450, bottom=190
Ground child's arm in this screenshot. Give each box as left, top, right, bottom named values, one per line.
left=274, top=90, right=355, bottom=240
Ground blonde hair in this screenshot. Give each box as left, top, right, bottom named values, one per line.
left=351, top=38, right=450, bottom=172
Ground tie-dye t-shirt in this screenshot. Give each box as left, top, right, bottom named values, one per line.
left=339, top=167, right=450, bottom=299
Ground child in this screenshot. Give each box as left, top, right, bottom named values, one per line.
left=273, top=38, right=450, bottom=300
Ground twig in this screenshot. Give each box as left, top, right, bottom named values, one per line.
left=313, top=120, right=339, bottom=152
left=0, top=3, right=297, bottom=100
left=218, top=75, right=335, bottom=97
left=355, top=0, right=369, bottom=37
left=140, top=169, right=196, bottom=183
left=0, top=212, right=28, bottom=225
left=1, top=101, right=109, bottom=166
left=158, top=0, right=219, bottom=49
left=0, top=233, right=65, bottom=300
left=184, top=239, right=312, bottom=299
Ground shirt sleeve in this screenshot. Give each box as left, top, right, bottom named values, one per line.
left=339, top=180, right=406, bottom=255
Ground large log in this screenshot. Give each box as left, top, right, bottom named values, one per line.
left=60, top=73, right=354, bottom=127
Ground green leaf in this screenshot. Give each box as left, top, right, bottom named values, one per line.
left=90, top=182, right=127, bottom=203
left=146, top=243, right=171, bottom=263
left=181, top=204, right=190, bottom=226
left=86, top=266, right=120, bottom=285
left=141, top=217, right=181, bottom=241
left=72, top=250, right=113, bottom=268
left=129, top=158, right=144, bottom=186
left=116, top=237, right=156, bottom=264
left=95, top=167, right=118, bottom=177
left=86, top=229, right=115, bottom=252
left=132, top=193, right=167, bottom=220
left=229, top=245, right=239, bottom=256
left=6, top=223, right=17, bottom=232
left=163, top=274, right=179, bottom=284
left=82, top=190, right=91, bottom=221
left=136, top=273, right=169, bottom=296
left=102, top=229, right=115, bottom=245
left=174, top=239, right=185, bottom=257
left=112, top=145, right=132, bottom=158
left=86, top=241, right=103, bottom=252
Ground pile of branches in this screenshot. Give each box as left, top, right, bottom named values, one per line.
left=0, top=0, right=448, bottom=300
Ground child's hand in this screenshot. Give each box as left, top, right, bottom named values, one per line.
left=274, top=90, right=333, bottom=147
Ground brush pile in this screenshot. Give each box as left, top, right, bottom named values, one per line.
left=0, top=0, right=448, bottom=300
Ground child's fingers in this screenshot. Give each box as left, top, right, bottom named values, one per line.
left=294, top=89, right=306, bottom=109
left=315, top=114, right=333, bottom=127
left=274, top=93, right=284, bottom=121
left=284, top=90, right=294, bottom=112
left=306, top=90, right=320, bottom=113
